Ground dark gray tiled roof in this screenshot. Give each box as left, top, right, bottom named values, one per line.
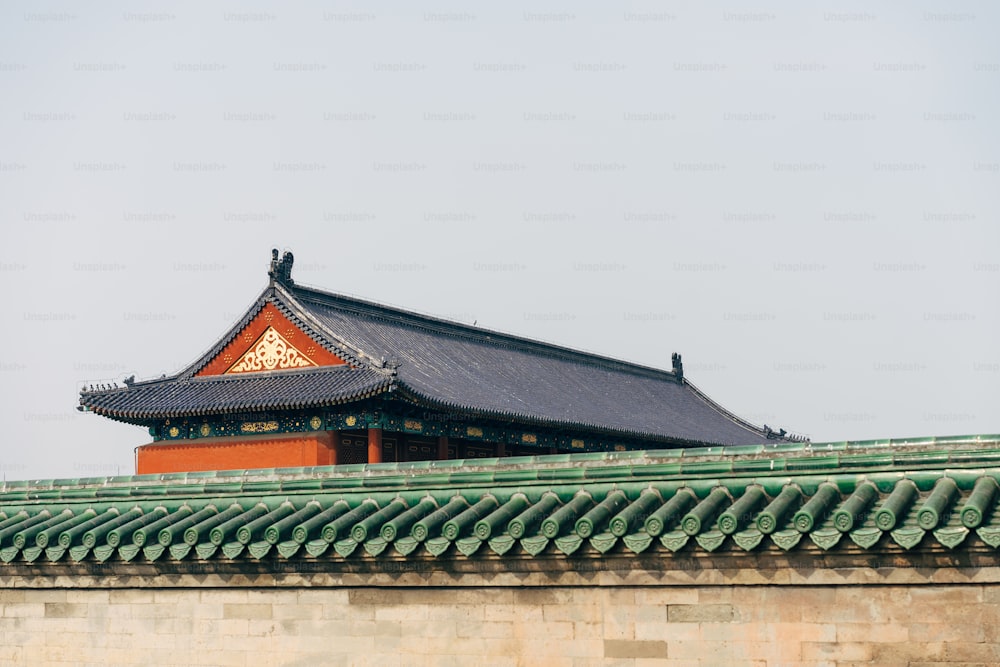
left=293, top=287, right=766, bottom=445
left=80, top=282, right=773, bottom=446
left=81, top=366, right=392, bottom=420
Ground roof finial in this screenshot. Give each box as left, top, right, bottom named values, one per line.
left=671, top=352, right=683, bottom=380
left=268, top=248, right=295, bottom=286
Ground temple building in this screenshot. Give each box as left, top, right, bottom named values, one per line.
left=79, top=249, right=794, bottom=475
left=1, top=249, right=997, bottom=665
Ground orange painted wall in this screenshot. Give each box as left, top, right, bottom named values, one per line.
left=136, top=431, right=338, bottom=474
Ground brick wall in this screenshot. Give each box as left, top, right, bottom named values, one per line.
left=1, top=584, right=998, bottom=665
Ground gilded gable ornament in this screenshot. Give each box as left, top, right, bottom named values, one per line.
left=226, top=327, right=316, bottom=373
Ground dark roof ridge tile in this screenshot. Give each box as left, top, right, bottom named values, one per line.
left=4, top=437, right=999, bottom=499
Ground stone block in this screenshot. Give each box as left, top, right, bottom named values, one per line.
left=667, top=604, right=735, bottom=623
left=801, top=641, right=872, bottom=662
left=28, top=590, right=68, bottom=603
left=222, top=603, right=272, bottom=620
left=373, top=605, right=434, bottom=623
left=44, top=602, right=88, bottom=618
left=0, top=590, right=26, bottom=604
left=199, top=589, right=248, bottom=605
left=483, top=604, right=517, bottom=622
left=605, top=588, right=637, bottom=606
left=906, top=621, right=985, bottom=643
left=273, top=603, right=324, bottom=620
left=835, top=622, right=907, bottom=643
left=941, top=642, right=1000, bottom=662
left=457, top=619, right=513, bottom=638
left=573, top=620, right=603, bottom=640
left=107, top=589, right=152, bottom=605
left=695, top=587, right=733, bottom=604
left=512, top=588, right=576, bottom=607
left=668, top=640, right=745, bottom=662
left=603, top=639, right=668, bottom=659
left=542, top=603, right=602, bottom=623
left=2, top=603, right=45, bottom=618
left=982, top=584, right=1000, bottom=603
left=602, top=606, right=635, bottom=640
left=634, top=588, right=699, bottom=606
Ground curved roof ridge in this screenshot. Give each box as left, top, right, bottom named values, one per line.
left=391, top=379, right=763, bottom=446
left=289, top=283, right=683, bottom=383
left=682, top=378, right=769, bottom=437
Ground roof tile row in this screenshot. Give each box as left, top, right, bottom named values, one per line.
left=2, top=468, right=999, bottom=566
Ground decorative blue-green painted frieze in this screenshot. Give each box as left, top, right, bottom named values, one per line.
left=148, top=402, right=654, bottom=456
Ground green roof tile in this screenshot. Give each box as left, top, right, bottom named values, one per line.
left=2, top=440, right=1000, bottom=568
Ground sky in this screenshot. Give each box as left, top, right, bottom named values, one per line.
left=1, top=2, right=997, bottom=480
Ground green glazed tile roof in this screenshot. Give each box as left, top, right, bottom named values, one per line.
left=1, top=434, right=1000, bottom=568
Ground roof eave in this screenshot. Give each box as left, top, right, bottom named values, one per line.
left=389, top=382, right=769, bottom=448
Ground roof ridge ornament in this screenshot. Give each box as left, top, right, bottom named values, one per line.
left=671, top=352, right=683, bottom=381
left=268, top=248, right=295, bottom=287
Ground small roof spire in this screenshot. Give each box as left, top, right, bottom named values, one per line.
left=268, top=248, right=295, bottom=286
left=671, top=352, right=683, bottom=380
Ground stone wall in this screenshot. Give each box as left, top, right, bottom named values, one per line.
left=2, top=583, right=998, bottom=666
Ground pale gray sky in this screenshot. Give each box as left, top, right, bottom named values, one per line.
left=2, top=2, right=998, bottom=479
